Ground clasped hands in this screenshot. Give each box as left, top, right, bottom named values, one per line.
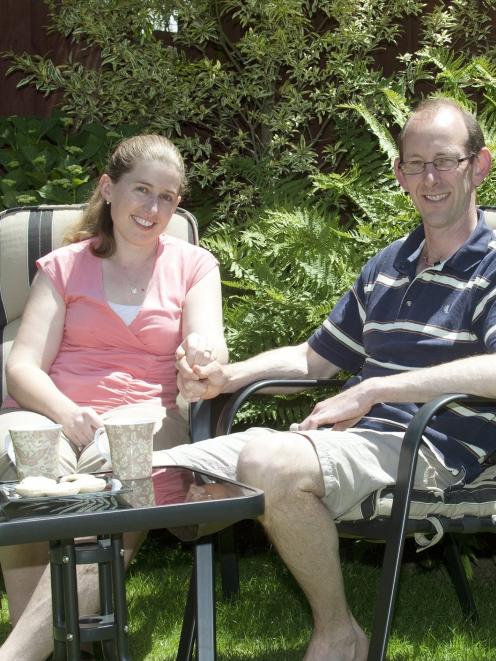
left=176, top=332, right=227, bottom=402
left=177, top=333, right=378, bottom=431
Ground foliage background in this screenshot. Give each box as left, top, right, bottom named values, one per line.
left=3, top=0, right=496, bottom=424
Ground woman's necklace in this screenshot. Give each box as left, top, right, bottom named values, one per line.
left=115, top=250, right=156, bottom=296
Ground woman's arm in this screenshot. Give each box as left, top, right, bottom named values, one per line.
left=177, top=266, right=228, bottom=367
left=6, top=273, right=102, bottom=444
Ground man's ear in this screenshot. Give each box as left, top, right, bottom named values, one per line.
left=473, top=147, right=492, bottom=187
left=394, top=157, right=409, bottom=192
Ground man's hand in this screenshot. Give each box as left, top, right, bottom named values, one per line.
left=176, top=333, right=226, bottom=402
left=297, top=380, right=378, bottom=431
left=177, top=360, right=228, bottom=402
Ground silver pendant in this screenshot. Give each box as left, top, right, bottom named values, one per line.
left=131, top=287, right=138, bottom=295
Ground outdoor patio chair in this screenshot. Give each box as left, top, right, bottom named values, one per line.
left=187, top=205, right=496, bottom=661
left=0, top=203, right=230, bottom=660
left=0, top=203, right=199, bottom=404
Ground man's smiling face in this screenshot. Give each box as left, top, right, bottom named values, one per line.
left=394, top=106, right=479, bottom=233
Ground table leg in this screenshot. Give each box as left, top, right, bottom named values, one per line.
left=50, top=541, right=69, bottom=661
left=111, top=534, right=131, bottom=661
left=97, top=537, right=118, bottom=661
left=60, top=539, right=81, bottom=660
left=195, top=537, right=216, bottom=661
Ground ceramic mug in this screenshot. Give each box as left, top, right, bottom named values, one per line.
left=8, top=423, right=62, bottom=480
left=96, top=419, right=155, bottom=480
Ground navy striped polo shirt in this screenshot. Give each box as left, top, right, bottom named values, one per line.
left=308, top=210, right=496, bottom=483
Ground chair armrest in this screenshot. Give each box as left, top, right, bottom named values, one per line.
left=392, top=392, right=496, bottom=536
left=214, top=378, right=345, bottom=436
left=189, top=395, right=234, bottom=442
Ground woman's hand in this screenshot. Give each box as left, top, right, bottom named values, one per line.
left=176, top=333, right=228, bottom=402
left=176, top=332, right=217, bottom=373
left=176, top=332, right=217, bottom=401
left=59, top=406, right=104, bottom=448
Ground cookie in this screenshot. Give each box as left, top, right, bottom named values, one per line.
left=76, top=477, right=107, bottom=493
left=59, top=473, right=81, bottom=482
left=15, top=476, right=57, bottom=497
left=42, top=482, right=81, bottom=497
left=60, top=473, right=107, bottom=493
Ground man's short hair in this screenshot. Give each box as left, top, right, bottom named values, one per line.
left=398, top=97, right=485, bottom=160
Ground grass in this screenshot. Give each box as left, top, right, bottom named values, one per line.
left=1, top=530, right=496, bottom=659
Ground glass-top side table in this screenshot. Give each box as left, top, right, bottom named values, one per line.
left=0, top=466, right=264, bottom=661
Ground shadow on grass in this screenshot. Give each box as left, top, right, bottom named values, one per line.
left=1, top=529, right=494, bottom=660
left=124, top=531, right=496, bottom=660
left=341, top=541, right=496, bottom=660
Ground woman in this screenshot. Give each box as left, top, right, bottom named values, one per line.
left=0, top=134, right=227, bottom=660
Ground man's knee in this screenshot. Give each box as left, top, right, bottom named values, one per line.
left=237, top=432, right=324, bottom=496
left=237, top=435, right=278, bottom=486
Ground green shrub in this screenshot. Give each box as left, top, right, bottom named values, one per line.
left=0, top=114, right=138, bottom=210
left=4, top=1, right=496, bottom=426
left=3, top=0, right=429, bottom=222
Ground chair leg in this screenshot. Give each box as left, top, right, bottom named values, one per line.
left=217, top=528, right=239, bottom=601
left=443, top=534, right=478, bottom=623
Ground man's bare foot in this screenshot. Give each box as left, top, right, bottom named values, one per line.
left=303, top=616, right=368, bottom=661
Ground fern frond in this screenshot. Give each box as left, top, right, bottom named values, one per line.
left=340, top=102, right=398, bottom=162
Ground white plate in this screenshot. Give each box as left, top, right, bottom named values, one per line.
left=0, top=476, right=128, bottom=503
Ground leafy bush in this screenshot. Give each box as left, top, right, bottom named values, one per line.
left=3, top=0, right=429, bottom=223
left=0, top=114, right=135, bottom=209
left=4, top=1, right=496, bottom=427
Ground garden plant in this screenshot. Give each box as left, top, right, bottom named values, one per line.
left=2, top=6, right=496, bottom=656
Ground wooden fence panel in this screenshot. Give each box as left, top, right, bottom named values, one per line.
left=0, top=0, right=65, bottom=116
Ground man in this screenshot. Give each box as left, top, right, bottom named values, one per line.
left=160, top=98, right=496, bottom=661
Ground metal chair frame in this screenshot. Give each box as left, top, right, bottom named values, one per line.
left=210, top=379, right=496, bottom=661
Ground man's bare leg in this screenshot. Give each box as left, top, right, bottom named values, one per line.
left=237, top=433, right=368, bottom=661
left=0, top=531, right=145, bottom=661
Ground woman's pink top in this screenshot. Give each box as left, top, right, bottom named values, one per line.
left=3, top=236, right=218, bottom=413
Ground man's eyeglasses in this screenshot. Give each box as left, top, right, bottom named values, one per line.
left=399, top=154, right=475, bottom=175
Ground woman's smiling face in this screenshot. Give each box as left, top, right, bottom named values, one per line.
left=100, top=158, right=182, bottom=249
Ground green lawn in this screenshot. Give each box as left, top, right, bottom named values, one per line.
left=2, top=532, right=496, bottom=660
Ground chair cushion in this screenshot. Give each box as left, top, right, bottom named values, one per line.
left=338, top=463, right=496, bottom=522
left=481, top=205, right=496, bottom=229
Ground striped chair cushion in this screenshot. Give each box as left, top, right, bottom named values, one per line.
left=339, top=463, right=496, bottom=521
left=0, top=204, right=199, bottom=403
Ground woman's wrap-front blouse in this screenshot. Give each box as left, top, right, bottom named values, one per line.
left=7, top=235, right=218, bottom=413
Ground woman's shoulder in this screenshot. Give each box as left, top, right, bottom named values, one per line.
left=160, top=234, right=217, bottom=263
left=39, top=239, right=96, bottom=264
